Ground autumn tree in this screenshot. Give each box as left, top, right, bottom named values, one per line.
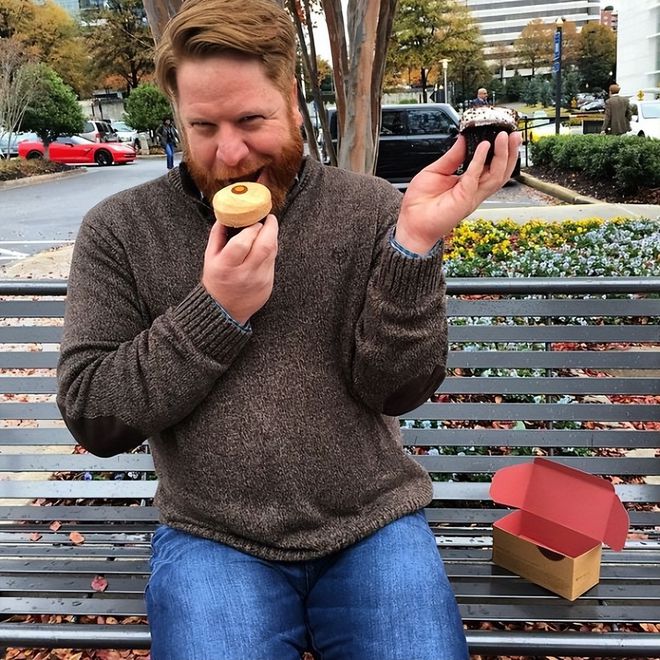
left=0, top=0, right=91, bottom=96
left=387, top=0, right=486, bottom=103
left=84, top=0, right=155, bottom=94
left=577, top=22, right=616, bottom=92
left=514, top=19, right=552, bottom=76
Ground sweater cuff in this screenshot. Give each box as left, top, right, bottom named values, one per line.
left=172, top=284, right=251, bottom=363
left=376, top=238, right=445, bottom=302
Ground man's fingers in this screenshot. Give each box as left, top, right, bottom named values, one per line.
left=205, top=220, right=227, bottom=260
left=250, top=215, right=279, bottom=265
left=221, top=215, right=278, bottom=268
left=423, top=134, right=467, bottom=175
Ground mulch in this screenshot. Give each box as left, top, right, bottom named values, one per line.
left=526, top=165, right=660, bottom=205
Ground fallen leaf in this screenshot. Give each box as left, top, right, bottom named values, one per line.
left=91, top=575, right=108, bottom=592
left=49, top=521, right=62, bottom=532
left=29, top=533, right=42, bottom=542
left=69, top=531, right=85, bottom=545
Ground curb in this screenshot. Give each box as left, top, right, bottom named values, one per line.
left=517, top=172, right=601, bottom=205
left=0, top=168, right=87, bottom=190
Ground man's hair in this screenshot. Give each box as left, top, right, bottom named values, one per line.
left=478, top=88, right=487, bottom=95
left=609, top=84, right=620, bottom=94
left=155, top=0, right=297, bottom=100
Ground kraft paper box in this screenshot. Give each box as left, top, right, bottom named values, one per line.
left=489, top=457, right=629, bottom=601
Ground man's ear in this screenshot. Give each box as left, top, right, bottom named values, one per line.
left=291, top=79, right=303, bottom=127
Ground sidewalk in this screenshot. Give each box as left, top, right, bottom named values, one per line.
left=1, top=173, right=659, bottom=280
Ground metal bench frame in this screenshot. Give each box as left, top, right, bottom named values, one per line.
left=0, top=277, right=658, bottom=657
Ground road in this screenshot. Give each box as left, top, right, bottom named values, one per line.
left=0, top=157, right=180, bottom=263
left=0, top=153, right=553, bottom=265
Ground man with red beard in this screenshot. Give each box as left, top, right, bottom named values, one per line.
left=57, top=0, right=520, bottom=657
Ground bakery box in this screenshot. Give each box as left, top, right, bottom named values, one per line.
left=489, top=457, right=630, bottom=600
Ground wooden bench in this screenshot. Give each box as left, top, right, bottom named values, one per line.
left=0, top=277, right=658, bottom=657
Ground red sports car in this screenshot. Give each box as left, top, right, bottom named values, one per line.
left=18, top=135, right=136, bottom=166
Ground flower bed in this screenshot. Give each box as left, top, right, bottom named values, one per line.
left=444, top=217, right=660, bottom=278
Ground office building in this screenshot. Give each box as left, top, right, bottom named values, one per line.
left=616, top=2, right=660, bottom=98
left=465, top=0, right=601, bottom=75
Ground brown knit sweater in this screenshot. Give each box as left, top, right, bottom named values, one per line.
left=57, top=157, right=449, bottom=561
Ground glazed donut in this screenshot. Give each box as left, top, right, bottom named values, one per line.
left=212, top=182, right=272, bottom=228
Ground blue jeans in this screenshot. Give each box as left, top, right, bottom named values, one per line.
left=165, top=142, right=175, bottom=169
left=146, top=511, right=468, bottom=660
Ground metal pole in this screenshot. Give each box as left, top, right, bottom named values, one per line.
left=554, top=18, right=563, bottom=135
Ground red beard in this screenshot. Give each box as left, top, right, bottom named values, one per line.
left=185, top=119, right=304, bottom=216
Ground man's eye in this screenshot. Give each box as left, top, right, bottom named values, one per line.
left=240, top=115, right=263, bottom=123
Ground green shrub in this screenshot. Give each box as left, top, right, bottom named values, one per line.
left=530, top=134, right=660, bottom=192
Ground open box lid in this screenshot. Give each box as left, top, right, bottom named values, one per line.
left=490, top=457, right=629, bottom=551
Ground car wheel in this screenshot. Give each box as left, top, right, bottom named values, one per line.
left=134, top=139, right=141, bottom=151
left=95, top=150, right=113, bottom=166
left=26, top=151, right=43, bottom=160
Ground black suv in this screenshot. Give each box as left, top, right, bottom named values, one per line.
left=318, top=103, right=460, bottom=187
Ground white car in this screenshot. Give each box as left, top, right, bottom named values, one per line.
left=628, top=100, right=660, bottom=139
left=110, top=121, right=140, bottom=148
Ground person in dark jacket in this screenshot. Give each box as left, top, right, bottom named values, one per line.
left=471, top=87, right=489, bottom=107
left=56, top=0, right=520, bottom=657
left=155, top=117, right=179, bottom=168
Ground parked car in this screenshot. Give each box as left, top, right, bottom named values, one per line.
left=111, top=120, right=140, bottom=148
left=0, top=132, right=38, bottom=158
left=319, top=103, right=522, bottom=184
left=528, top=120, right=570, bottom=143
left=628, top=100, right=660, bottom=139
left=78, top=119, right=119, bottom=143
left=18, top=135, right=136, bottom=166
left=579, top=99, right=606, bottom=113
left=319, top=103, right=460, bottom=186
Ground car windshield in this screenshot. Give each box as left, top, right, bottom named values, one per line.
left=640, top=103, right=660, bottom=119
left=112, top=122, right=133, bottom=131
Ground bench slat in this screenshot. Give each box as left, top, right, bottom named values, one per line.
left=3, top=401, right=659, bottom=422
left=2, top=376, right=659, bottom=396
left=431, top=482, right=658, bottom=503
left=0, top=454, right=154, bottom=471
left=402, top=428, right=660, bottom=447
left=447, top=325, right=660, bottom=342
left=414, top=456, right=660, bottom=475
left=1, top=597, right=659, bottom=623
left=2, top=454, right=656, bottom=476
left=3, top=350, right=660, bottom=370
left=408, top=402, right=660, bottom=421
left=2, top=324, right=659, bottom=345
left=447, top=298, right=660, bottom=317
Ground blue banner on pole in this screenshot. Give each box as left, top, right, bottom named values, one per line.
left=553, top=30, right=561, bottom=73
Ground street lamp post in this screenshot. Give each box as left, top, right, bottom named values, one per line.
left=553, top=17, right=564, bottom=135
left=440, top=58, right=450, bottom=105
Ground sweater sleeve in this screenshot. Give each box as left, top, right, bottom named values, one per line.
left=57, top=214, right=251, bottom=457
left=346, top=185, right=448, bottom=417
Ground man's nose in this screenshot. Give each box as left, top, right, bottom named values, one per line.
left=216, top=126, right=249, bottom=167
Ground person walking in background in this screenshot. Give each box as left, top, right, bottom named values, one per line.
left=471, top=88, right=489, bottom=107
left=156, top=117, right=179, bottom=169
left=601, top=84, right=632, bottom=135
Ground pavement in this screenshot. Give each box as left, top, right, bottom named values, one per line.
left=1, top=170, right=659, bottom=280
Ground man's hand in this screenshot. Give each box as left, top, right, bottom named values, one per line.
left=201, top=215, right=278, bottom=325
left=395, top=130, right=522, bottom=254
